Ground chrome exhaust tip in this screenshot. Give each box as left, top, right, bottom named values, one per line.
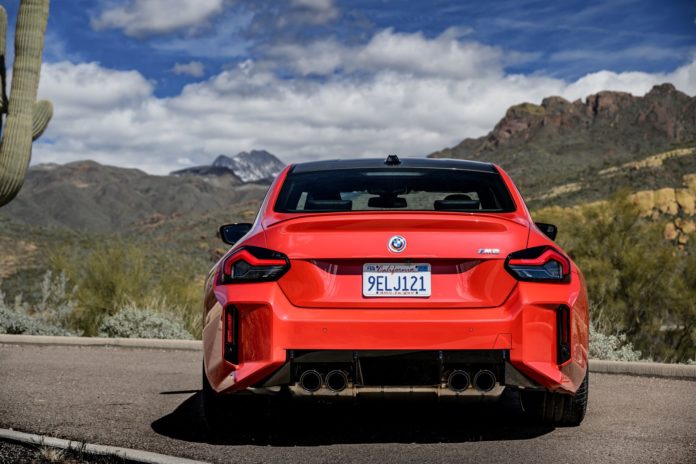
left=298, top=369, right=323, bottom=393
left=325, top=370, right=349, bottom=393
left=473, top=369, right=496, bottom=393
left=446, top=370, right=471, bottom=392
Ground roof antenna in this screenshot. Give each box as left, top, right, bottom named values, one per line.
left=385, top=154, right=401, bottom=166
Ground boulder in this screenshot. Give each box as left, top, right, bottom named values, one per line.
left=675, top=218, right=696, bottom=234
left=675, top=189, right=696, bottom=216
left=631, top=190, right=655, bottom=216
left=663, top=222, right=678, bottom=240
left=653, top=188, right=678, bottom=215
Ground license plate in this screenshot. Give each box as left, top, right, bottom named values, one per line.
left=362, top=263, right=431, bottom=297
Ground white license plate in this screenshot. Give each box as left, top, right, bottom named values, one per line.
left=362, top=263, right=431, bottom=297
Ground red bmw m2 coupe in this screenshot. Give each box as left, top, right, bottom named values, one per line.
left=202, top=155, right=589, bottom=426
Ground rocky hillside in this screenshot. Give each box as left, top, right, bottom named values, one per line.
left=3, top=85, right=694, bottom=238
left=172, top=150, right=285, bottom=183
left=0, top=161, right=268, bottom=234
left=430, top=84, right=696, bottom=206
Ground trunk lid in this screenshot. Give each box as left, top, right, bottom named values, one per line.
left=265, top=213, right=528, bottom=308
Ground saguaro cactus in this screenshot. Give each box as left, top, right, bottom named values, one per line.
left=0, top=0, right=52, bottom=207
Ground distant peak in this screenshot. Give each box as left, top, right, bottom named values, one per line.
left=212, top=154, right=234, bottom=167
left=174, top=149, right=285, bottom=182
left=235, top=149, right=273, bottom=159
left=652, top=83, right=676, bottom=92
left=647, top=83, right=678, bottom=96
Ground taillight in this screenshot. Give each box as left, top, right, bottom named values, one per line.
left=504, top=246, right=570, bottom=283
left=219, top=246, right=290, bottom=284
left=224, top=306, right=239, bottom=364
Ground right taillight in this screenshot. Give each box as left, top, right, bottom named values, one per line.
left=504, top=246, right=571, bottom=283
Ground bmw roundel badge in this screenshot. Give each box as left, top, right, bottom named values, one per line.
left=388, top=235, right=406, bottom=253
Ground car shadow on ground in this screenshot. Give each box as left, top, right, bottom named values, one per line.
left=151, top=390, right=554, bottom=446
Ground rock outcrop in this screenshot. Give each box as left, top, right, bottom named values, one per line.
left=430, top=84, right=696, bottom=205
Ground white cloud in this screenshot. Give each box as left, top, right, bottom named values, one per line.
left=286, top=0, right=339, bottom=24
left=33, top=30, right=696, bottom=175
left=38, top=62, right=153, bottom=112
left=268, top=28, right=505, bottom=79
left=150, top=7, right=252, bottom=58
left=91, top=0, right=226, bottom=37
left=171, top=61, right=205, bottom=77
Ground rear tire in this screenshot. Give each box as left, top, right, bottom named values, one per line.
left=521, top=370, right=588, bottom=426
left=201, top=363, right=229, bottom=430
left=201, top=363, right=270, bottom=431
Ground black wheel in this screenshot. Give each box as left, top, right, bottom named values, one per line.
left=202, top=363, right=230, bottom=430
left=201, top=363, right=270, bottom=431
left=521, top=370, right=589, bottom=426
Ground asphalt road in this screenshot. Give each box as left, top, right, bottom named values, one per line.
left=0, top=344, right=694, bottom=464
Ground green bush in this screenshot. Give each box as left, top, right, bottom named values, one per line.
left=0, top=274, right=78, bottom=336
left=98, top=301, right=193, bottom=340
left=49, top=239, right=205, bottom=337
left=589, top=324, right=643, bottom=361
left=34, top=270, right=78, bottom=329
left=534, top=192, right=695, bottom=362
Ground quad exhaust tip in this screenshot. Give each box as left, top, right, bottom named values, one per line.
left=447, top=370, right=471, bottom=392
left=298, top=369, right=323, bottom=392
left=473, top=369, right=496, bottom=393
left=325, top=370, right=349, bottom=392
left=299, top=367, right=496, bottom=394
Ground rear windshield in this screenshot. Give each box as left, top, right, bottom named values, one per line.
left=274, top=168, right=516, bottom=213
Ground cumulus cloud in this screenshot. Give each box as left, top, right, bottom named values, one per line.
left=91, top=0, right=226, bottom=37
left=171, top=61, right=205, bottom=77
left=33, top=30, right=696, bottom=175
left=267, top=28, right=505, bottom=79
left=38, top=62, right=153, bottom=111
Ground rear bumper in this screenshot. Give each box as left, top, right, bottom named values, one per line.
left=203, top=276, right=588, bottom=395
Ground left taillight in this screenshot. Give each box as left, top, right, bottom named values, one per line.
left=219, top=246, right=290, bottom=284
left=504, top=246, right=571, bottom=283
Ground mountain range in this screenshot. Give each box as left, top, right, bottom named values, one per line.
left=0, top=161, right=268, bottom=234
left=1, top=83, right=694, bottom=244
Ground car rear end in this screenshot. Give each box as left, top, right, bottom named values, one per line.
left=202, top=157, right=589, bottom=423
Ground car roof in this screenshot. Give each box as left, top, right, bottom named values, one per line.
left=289, top=157, right=498, bottom=174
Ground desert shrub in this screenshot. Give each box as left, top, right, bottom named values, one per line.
left=50, top=239, right=205, bottom=337
left=534, top=192, right=695, bottom=362
left=589, top=325, right=643, bottom=361
left=98, top=301, right=193, bottom=339
left=33, top=271, right=78, bottom=328
left=50, top=240, right=150, bottom=334
left=0, top=294, right=37, bottom=334
left=0, top=289, right=76, bottom=336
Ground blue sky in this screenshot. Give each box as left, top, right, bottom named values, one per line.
left=2, top=0, right=695, bottom=173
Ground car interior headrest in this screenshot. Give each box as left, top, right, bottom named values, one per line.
left=434, top=193, right=481, bottom=211
left=305, top=199, right=353, bottom=211
left=368, top=196, right=407, bottom=208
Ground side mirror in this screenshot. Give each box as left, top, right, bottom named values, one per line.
left=219, top=223, right=252, bottom=245
left=535, top=222, right=558, bottom=241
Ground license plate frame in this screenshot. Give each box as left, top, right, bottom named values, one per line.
left=362, top=263, right=431, bottom=298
